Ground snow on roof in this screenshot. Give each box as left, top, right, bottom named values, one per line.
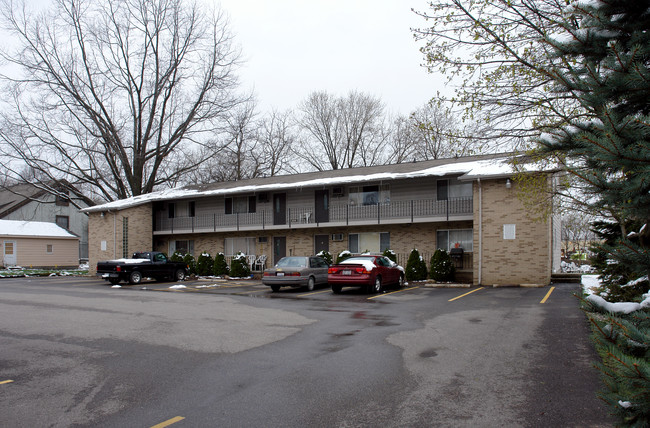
left=84, top=153, right=554, bottom=213
left=0, top=219, right=78, bottom=238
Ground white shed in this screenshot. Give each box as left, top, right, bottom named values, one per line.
left=0, top=219, right=80, bottom=268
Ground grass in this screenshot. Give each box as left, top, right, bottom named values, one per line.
left=0, top=266, right=89, bottom=278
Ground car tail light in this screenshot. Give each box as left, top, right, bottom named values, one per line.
left=328, top=268, right=336, bottom=274
left=263, top=272, right=272, bottom=277
left=355, top=267, right=370, bottom=274
left=116, top=266, right=121, bottom=272
left=286, top=272, right=301, bottom=276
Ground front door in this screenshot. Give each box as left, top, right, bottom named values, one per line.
left=3, top=241, right=17, bottom=267
left=314, top=234, right=329, bottom=255
left=273, top=236, right=286, bottom=265
left=273, top=193, right=286, bottom=225
left=314, top=190, right=329, bottom=223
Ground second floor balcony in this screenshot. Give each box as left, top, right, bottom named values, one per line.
left=153, top=197, right=473, bottom=235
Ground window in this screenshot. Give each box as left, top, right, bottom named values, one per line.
left=503, top=224, right=516, bottom=240
left=348, top=232, right=390, bottom=253
left=225, top=196, right=256, bottom=214
left=349, top=184, right=389, bottom=206
left=224, top=237, right=256, bottom=256
left=169, top=240, right=194, bottom=256
left=46, top=244, right=53, bottom=254
left=122, top=217, right=129, bottom=258
left=55, top=215, right=69, bottom=230
left=55, top=192, right=69, bottom=206
left=437, top=179, right=472, bottom=200
left=437, top=229, right=473, bottom=252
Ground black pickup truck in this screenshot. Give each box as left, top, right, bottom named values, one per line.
left=96, top=252, right=189, bottom=285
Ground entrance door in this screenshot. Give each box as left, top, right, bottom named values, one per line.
left=273, top=193, right=286, bottom=225
left=3, top=241, right=17, bottom=267
left=314, top=190, right=329, bottom=223
left=314, top=234, right=329, bottom=255
left=273, top=236, right=286, bottom=265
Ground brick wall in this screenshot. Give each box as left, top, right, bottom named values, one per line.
left=473, top=178, right=551, bottom=286
left=88, top=204, right=153, bottom=274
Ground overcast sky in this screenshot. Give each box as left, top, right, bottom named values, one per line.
left=216, top=0, right=443, bottom=115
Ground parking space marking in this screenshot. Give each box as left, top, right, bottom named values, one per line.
left=367, top=286, right=420, bottom=300
left=0, top=380, right=14, bottom=385
left=234, top=289, right=268, bottom=295
left=448, top=287, right=484, bottom=302
left=150, top=416, right=185, bottom=428
left=540, top=286, right=555, bottom=304
left=299, top=289, right=332, bottom=297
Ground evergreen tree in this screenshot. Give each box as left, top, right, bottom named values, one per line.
left=317, top=251, right=333, bottom=266
left=196, top=252, right=214, bottom=277
left=382, top=249, right=397, bottom=263
left=537, top=0, right=650, bottom=289
left=430, top=249, right=455, bottom=282
left=405, top=249, right=427, bottom=282
left=182, top=253, right=196, bottom=275
left=213, top=252, right=229, bottom=276
left=335, top=251, right=352, bottom=264
left=229, top=252, right=250, bottom=277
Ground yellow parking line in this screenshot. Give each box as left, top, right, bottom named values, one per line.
left=150, top=416, right=185, bottom=428
left=299, top=289, right=332, bottom=297
left=367, top=286, right=420, bottom=300
left=449, top=287, right=484, bottom=302
left=0, top=380, right=14, bottom=385
left=540, top=286, right=555, bottom=304
left=235, top=289, right=268, bottom=295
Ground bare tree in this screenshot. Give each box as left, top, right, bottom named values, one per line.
left=296, top=90, right=387, bottom=170
left=0, top=0, right=245, bottom=201
left=258, top=109, right=295, bottom=177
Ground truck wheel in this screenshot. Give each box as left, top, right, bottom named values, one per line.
left=129, top=271, right=142, bottom=284
left=174, top=269, right=186, bottom=281
left=306, top=277, right=315, bottom=291
left=109, top=278, right=120, bottom=285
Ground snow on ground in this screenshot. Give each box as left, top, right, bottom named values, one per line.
left=582, top=275, right=650, bottom=314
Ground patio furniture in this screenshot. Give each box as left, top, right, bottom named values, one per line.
left=254, top=254, right=267, bottom=271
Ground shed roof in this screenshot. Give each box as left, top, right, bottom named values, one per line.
left=0, top=219, right=78, bottom=239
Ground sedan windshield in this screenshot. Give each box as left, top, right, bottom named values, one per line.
left=276, top=257, right=307, bottom=268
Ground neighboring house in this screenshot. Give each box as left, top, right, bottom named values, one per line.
left=0, top=219, right=80, bottom=269
left=83, top=153, right=562, bottom=286
left=0, top=181, right=93, bottom=260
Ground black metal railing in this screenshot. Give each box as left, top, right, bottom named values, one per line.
left=154, top=197, right=472, bottom=233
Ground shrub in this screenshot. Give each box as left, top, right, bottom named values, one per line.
left=229, top=252, right=250, bottom=278
left=405, top=249, right=427, bottom=282
left=196, top=252, right=214, bottom=276
left=170, top=251, right=184, bottom=262
left=382, top=249, right=397, bottom=263
left=213, top=252, right=229, bottom=276
left=429, top=249, right=455, bottom=282
left=335, top=250, right=352, bottom=264
left=182, top=253, right=196, bottom=275
left=317, top=250, right=333, bottom=265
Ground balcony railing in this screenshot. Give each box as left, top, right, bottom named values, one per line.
left=154, top=197, right=472, bottom=234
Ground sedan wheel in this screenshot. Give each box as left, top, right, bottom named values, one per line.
left=332, top=285, right=342, bottom=294
left=129, top=271, right=142, bottom=285
left=369, top=276, right=382, bottom=294
left=398, top=274, right=405, bottom=288
left=306, top=277, right=315, bottom=292
left=271, top=285, right=281, bottom=292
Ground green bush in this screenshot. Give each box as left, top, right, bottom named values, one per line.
left=229, top=252, right=250, bottom=278
left=429, top=249, right=455, bottom=282
left=183, top=253, right=196, bottom=275
left=382, top=249, right=397, bottom=263
left=405, top=249, right=427, bottom=282
left=196, top=252, right=214, bottom=276
left=170, top=251, right=184, bottom=262
left=213, top=252, right=229, bottom=276
left=317, top=251, right=333, bottom=265
left=335, top=251, right=352, bottom=264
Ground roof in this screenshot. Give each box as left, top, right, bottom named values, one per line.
left=84, top=152, right=552, bottom=213
left=0, top=180, right=94, bottom=218
left=0, top=219, right=79, bottom=239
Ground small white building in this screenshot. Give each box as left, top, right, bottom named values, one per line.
left=0, top=219, right=80, bottom=269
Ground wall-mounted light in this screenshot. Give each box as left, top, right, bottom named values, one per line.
left=506, top=179, right=512, bottom=189
left=100, top=211, right=105, bottom=217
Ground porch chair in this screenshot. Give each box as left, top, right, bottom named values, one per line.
left=254, top=254, right=267, bottom=271
left=246, top=254, right=257, bottom=272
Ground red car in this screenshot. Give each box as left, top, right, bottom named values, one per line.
left=328, top=255, right=405, bottom=294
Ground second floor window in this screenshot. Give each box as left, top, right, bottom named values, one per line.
left=437, top=179, right=472, bottom=201
left=349, top=184, right=389, bottom=206
left=55, top=215, right=69, bottom=230
left=225, top=196, right=256, bottom=214
left=55, top=192, right=69, bottom=206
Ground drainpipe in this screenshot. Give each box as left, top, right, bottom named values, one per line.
left=113, top=211, right=117, bottom=259
left=477, top=178, right=482, bottom=286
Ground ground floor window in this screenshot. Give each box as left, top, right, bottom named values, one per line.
left=225, top=237, right=256, bottom=256
left=349, top=232, right=390, bottom=254
left=437, top=229, right=473, bottom=252
left=169, top=239, right=194, bottom=256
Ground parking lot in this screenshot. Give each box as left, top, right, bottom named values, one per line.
left=0, top=276, right=612, bottom=427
